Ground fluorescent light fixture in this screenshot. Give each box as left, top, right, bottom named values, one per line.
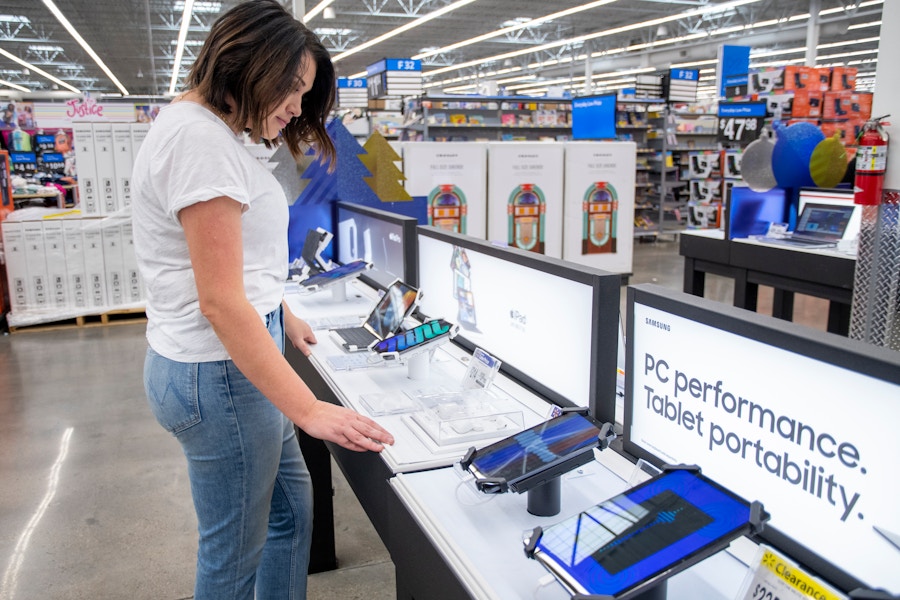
left=333, top=0, right=478, bottom=63
left=414, top=0, right=622, bottom=60
left=0, top=48, right=80, bottom=93
left=28, top=45, right=65, bottom=53
left=848, top=20, right=881, bottom=30
left=41, top=0, right=129, bottom=95
left=424, top=0, right=762, bottom=77
left=0, top=79, right=29, bottom=93
left=496, top=74, right=536, bottom=84
left=314, top=28, right=352, bottom=36
left=303, top=0, right=334, bottom=23
left=169, top=0, right=194, bottom=95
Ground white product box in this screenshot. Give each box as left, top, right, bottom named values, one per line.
left=486, top=142, right=565, bottom=258
left=120, top=220, right=142, bottom=303
left=82, top=222, right=108, bottom=309
left=112, top=123, right=134, bottom=208
left=1, top=221, right=28, bottom=312
left=130, top=122, right=151, bottom=160
left=42, top=220, right=68, bottom=308
left=690, top=179, right=723, bottom=203
left=687, top=151, right=721, bottom=179
left=62, top=219, right=88, bottom=310
left=562, top=141, right=636, bottom=275
left=73, top=122, right=99, bottom=215
left=102, top=222, right=125, bottom=306
left=92, top=123, right=117, bottom=214
left=402, top=141, right=488, bottom=239
left=22, top=220, right=49, bottom=308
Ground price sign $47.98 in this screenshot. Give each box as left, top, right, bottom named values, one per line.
left=718, top=115, right=762, bottom=144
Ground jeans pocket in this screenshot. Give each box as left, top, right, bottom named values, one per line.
left=144, top=349, right=202, bottom=434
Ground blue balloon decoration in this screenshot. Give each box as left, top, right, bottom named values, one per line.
left=770, top=121, right=824, bottom=189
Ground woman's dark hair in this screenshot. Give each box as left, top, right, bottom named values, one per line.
left=187, top=0, right=336, bottom=166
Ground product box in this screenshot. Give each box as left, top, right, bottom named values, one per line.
left=749, top=68, right=784, bottom=95
left=687, top=151, right=721, bottom=179
left=402, top=141, right=488, bottom=239
left=561, top=141, right=636, bottom=274
left=687, top=203, right=723, bottom=229
left=1, top=221, right=28, bottom=312
left=791, top=89, right=823, bottom=118
left=830, top=66, right=858, bottom=91
left=820, top=119, right=866, bottom=144
left=81, top=222, right=107, bottom=309
left=486, top=142, right=564, bottom=258
left=72, top=122, right=99, bottom=215
left=823, top=91, right=873, bottom=120
left=102, top=222, right=125, bottom=306
left=22, top=220, right=49, bottom=308
left=764, top=93, right=793, bottom=116
left=130, top=122, right=151, bottom=159
left=62, top=219, right=87, bottom=310
left=121, top=220, right=142, bottom=303
left=111, top=123, right=134, bottom=209
left=783, top=65, right=816, bottom=91
left=42, top=220, right=68, bottom=308
left=690, top=179, right=723, bottom=203
left=92, top=122, right=117, bottom=214
left=814, top=67, right=832, bottom=92
left=723, top=150, right=743, bottom=179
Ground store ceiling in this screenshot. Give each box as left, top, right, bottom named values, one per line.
left=0, top=0, right=883, bottom=99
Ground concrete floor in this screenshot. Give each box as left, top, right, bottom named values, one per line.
left=0, top=238, right=831, bottom=599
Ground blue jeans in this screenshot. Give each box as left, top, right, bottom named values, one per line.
left=144, top=306, right=312, bottom=600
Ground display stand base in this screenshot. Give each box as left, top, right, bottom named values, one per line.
left=406, top=352, right=431, bottom=380
left=331, top=282, right=347, bottom=303
left=527, top=477, right=561, bottom=517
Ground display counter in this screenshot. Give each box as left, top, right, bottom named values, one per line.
left=679, top=230, right=856, bottom=334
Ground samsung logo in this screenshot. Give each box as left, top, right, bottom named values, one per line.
left=436, top=153, right=459, bottom=158
left=645, top=317, right=671, bottom=331
left=592, top=153, right=613, bottom=158
left=518, top=154, right=539, bottom=159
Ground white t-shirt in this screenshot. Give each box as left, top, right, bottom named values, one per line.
left=132, top=101, right=288, bottom=362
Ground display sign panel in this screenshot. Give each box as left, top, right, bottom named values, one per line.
left=335, top=201, right=418, bottom=288
left=625, top=285, right=900, bottom=594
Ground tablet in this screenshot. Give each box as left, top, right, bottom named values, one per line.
left=370, top=318, right=457, bottom=358
left=524, top=466, right=767, bottom=599
left=461, top=411, right=611, bottom=494
left=299, top=260, right=370, bottom=290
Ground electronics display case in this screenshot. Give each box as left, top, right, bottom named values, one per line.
left=415, top=225, right=621, bottom=424
left=334, top=200, right=420, bottom=289
left=624, top=283, right=900, bottom=595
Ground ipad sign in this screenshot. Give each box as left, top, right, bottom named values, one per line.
left=626, top=297, right=900, bottom=593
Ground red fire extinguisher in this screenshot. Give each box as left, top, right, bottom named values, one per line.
left=854, top=115, right=890, bottom=206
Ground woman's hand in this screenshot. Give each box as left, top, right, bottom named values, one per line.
left=283, top=303, right=317, bottom=356
left=297, top=400, right=394, bottom=452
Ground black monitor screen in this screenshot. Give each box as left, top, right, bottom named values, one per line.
left=335, top=201, right=419, bottom=289
left=572, top=94, right=618, bottom=140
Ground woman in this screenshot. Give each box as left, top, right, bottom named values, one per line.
left=131, top=2, right=394, bottom=599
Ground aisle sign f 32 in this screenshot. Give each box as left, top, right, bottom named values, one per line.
left=717, top=101, right=767, bottom=146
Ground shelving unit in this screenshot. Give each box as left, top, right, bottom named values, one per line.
left=622, top=103, right=720, bottom=238
left=400, top=95, right=571, bottom=141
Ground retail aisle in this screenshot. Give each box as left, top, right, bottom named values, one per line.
left=0, top=238, right=828, bottom=599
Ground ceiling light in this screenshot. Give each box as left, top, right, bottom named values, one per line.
left=323, top=7, right=336, bottom=19
left=169, top=0, right=194, bottom=95
left=0, top=79, right=29, bottom=93
left=28, top=45, right=65, bottom=53
left=303, top=0, right=334, bottom=23
left=424, top=0, right=762, bottom=77
left=848, top=20, right=881, bottom=30
left=174, top=1, right=220, bottom=12
left=0, top=15, right=30, bottom=24
left=333, top=0, right=478, bottom=63
left=414, top=0, right=621, bottom=61
left=315, top=28, right=352, bottom=36
left=0, top=48, right=80, bottom=93
left=41, top=0, right=129, bottom=95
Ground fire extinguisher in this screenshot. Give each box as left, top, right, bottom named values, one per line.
left=854, top=115, right=890, bottom=206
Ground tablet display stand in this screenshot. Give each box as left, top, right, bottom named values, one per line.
left=331, top=281, right=348, bottom=303
left=849, top=590, right=900, bottom=599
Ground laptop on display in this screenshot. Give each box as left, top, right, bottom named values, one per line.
left=762, top=202, right=855, bottom=248
left=330, top=280, right=421, bottom=352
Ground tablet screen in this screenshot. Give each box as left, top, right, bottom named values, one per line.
left=301, top=260, right=368, bottom=288
left=363, top=281, right=419, bottom=339
left=530, top=469, right=753, bottom=597
left=469, top=412, right=600, bottom=485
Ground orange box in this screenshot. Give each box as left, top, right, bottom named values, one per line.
left=814, top=68, right=832, bottom=92
left=823, top=91, right=872, bottom=120
left=830, top=66, right=858, bottom=91
left=792, top=89, right=823, bottom=118
left=820, top=119, right=866, bottom=144
left=784, top=65, right=816, bottom=91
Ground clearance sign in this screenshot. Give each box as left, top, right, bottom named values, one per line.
left=739, top=545, right=845, bottom=600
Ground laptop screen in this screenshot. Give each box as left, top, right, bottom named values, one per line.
left=363, top=281, right=418, bottom=339
left=794, top=202, right=855, bottom=240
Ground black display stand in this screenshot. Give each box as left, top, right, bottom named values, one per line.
left=526, top=476, right=562, bottom=516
